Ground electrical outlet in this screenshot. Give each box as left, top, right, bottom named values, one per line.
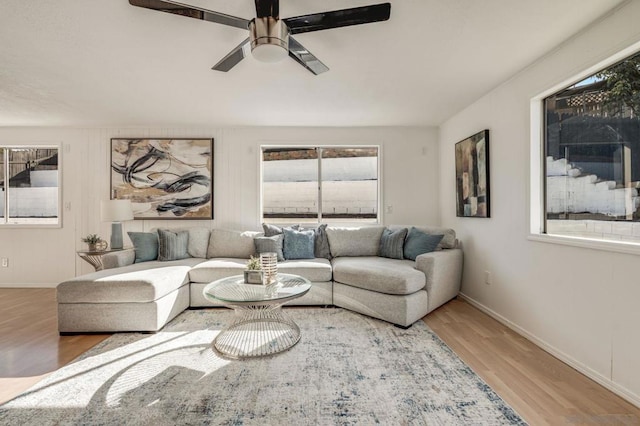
left=1, top=258, right=8, bottom=268
left=484, top=270, right=492, bottom=285
left=386, top=205, right=393, bottom=214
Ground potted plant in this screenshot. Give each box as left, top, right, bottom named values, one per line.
left=82, top=234, right=107, bottom=252
left=244, top=255, right=264, bottom=285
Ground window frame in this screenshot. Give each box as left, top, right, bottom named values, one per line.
left=0, top=144, right=62, bottom=228
left=259, top=144, right=382, bottom=225
left=529, top=43, right=640, bottom=254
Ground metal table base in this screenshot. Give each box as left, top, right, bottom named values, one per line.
left=213, top=303, right=301, bottom=359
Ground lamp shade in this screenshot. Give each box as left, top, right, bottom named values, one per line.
left=101, top=200, right=134, bottom=222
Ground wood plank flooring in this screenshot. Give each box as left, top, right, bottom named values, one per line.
left=0, top=288, right=109, bottom=405
left=424, top=299, right=640, bottom=425
left=1, top=289, right=639, bottom=424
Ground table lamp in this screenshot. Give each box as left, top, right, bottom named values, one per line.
left=101, top=200, right=134, bottom=250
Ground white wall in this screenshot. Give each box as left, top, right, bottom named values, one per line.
left=0, top=126, right=439, bottom=286
left=439, top=1, right=640, bottom=406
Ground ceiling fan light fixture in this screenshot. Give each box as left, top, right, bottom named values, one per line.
left=249, top=17, right=289, bottom=63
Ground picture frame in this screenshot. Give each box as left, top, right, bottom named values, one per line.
left=110, top=138, right=214, bottom=220
left=455, top=130, right=490, bottom=218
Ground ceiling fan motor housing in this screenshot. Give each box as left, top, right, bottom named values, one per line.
left=249, top=17, right=290, bottom=62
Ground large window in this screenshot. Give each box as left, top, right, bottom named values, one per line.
left=543, top=51, right=640, bottom=243
left=262, top=146, right=379, bottom=223
left=0, top=146, right=60, bottom=226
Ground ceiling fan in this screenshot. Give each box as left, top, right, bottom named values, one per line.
left=129, top=0, right=391, bottom=75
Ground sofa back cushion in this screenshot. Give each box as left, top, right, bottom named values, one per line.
left=207, top=229, right=260, bottom=259
left=326, top=226, right=385, bottom=257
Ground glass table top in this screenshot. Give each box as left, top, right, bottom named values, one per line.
left=203, top=273, right=311, bottom=304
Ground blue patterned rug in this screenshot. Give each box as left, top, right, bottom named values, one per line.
left=0, top=308, right=526, bottom=425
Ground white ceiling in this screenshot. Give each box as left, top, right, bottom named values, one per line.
left=0, top=0, right=626, bottom=127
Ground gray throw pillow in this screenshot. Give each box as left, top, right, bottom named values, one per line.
left=127, top=231, right=159, bottom=263
left=157, top=229, right=190, bottom=261
left=283, top=228, right=315, bottom=260
left=379, top=227, right=407, bottom=260
left=403, top=227, right=444, bottom=261
left=254, top=234, right=285, bottom=261
left=262, top=223, right=299, bottom=237
left=313, top=224, right=332, bottom=259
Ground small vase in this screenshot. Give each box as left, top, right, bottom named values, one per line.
left=260, top=252, right=278, bottom=285
left=88, top=243, right=97, bottom=252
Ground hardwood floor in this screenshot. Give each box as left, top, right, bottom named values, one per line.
left=1, top=289, right=639, bottom=425
left=424, top=299, right=640, bottom=425
left=0, top=288, right=109, bottom=405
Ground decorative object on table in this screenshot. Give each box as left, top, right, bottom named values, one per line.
left=0, top=309, right=526, bottom=425
left=455, top=129, right=490, bottom=218
left=110, top=138, right=214, bottom=220
left=81, top=234, right=108, bottom=252
left=100, top=199, right=134, bottom=250
left=259, top=252, right=278, bottom=284
left=244, top=256, right=264, bottom=285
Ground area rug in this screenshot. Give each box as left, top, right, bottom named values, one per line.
left=0, top=308, right=526, bottom=425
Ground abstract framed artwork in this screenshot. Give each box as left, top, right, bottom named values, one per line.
left=455, top=130, right=490, bottom=218
left=111, top=138, right=214, bottom=219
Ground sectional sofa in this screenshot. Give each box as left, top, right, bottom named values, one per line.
left=57, top=225, right=463, bottom=333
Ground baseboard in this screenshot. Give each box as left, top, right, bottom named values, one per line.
left=0, top=282, right=57, bottom=288
left=458, top=292, right=640, bottom=409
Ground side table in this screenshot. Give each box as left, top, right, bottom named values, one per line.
left=77, top=249, right=123, bottom=271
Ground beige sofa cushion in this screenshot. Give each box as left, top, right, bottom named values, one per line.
left=278, top=258, right=332, bottom=282
left=207, top=229, right=261, bottom=258
left=331, top=256, right=426, bottom=295
left=189, top=258, right=247, bottom=283
left=57, top=258, right=203, bottom=304
left=189, top=257, right=332, bottom=283
left=326, top=226, right=385, bottom=257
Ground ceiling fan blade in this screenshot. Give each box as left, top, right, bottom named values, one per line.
left=283, top=3, right=390, bottom=35
left=129, top=0, right=250, bottom=30
left=288, top=37, right=329, bottom=75
left=212, top=38, right=251, bottom=72
left=254, top=0, right=279, bottom=18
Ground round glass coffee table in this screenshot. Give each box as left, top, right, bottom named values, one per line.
left=203, top=273, right=311, bottom=359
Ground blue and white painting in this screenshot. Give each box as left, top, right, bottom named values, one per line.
left=111, top=138, right=213, bottom=219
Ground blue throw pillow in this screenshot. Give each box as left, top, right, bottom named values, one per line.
left=379, top=227, right=408, bottom=260
left=283, top=228, right=315, bottom=260
left=127, top=231, right=159, bottom=263
left=157, top=229, right=190, bottom=261
left=403, top=228, right=444, bottom=261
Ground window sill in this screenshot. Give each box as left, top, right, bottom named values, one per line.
left=527, top=233, right=640, bottom=256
